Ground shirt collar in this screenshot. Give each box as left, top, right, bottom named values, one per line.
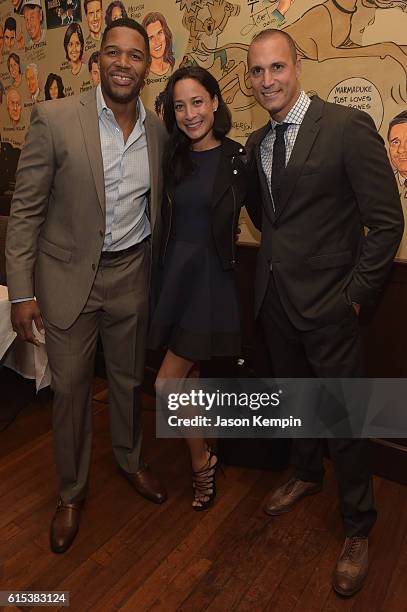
left=396, top=170, right=407, bottom=187
left=270, top=90, right=310, bottom=129
left=96, top=84, right=146, bottom=124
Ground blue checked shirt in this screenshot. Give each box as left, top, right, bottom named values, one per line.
left=260, top=90, right=311, bottom=204
left=97, top=85, right=151, bottom=252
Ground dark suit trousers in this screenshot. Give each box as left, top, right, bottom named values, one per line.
left=260, top=273, right=377, bottom=537
left=43, top=240, right=150, bottom=503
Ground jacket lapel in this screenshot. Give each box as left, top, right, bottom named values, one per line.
left=211, top=157, right=229, bottom=208
left=275, top=96, right=323, bottom=220
left=77, top=89, right=105, bottom=215
left=211, top=138, right=243, bottom=208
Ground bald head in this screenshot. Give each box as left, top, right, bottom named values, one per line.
left=248, top=28, right=298, bottom=64
left=247, top=28, right=301, bottom=122
left=7, top=88, right=22, bottom=124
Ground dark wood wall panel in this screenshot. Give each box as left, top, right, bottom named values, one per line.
left=361, top=263, right=407, bottom=377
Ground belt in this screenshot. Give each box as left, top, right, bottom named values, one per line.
left=100, top=236, right=150, bottom=260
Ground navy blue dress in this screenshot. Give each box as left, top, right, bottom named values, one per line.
left=149, top=146, right=241, bottom=361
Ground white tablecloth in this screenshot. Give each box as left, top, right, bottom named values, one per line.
left=0, top=286, right=51, bottom=391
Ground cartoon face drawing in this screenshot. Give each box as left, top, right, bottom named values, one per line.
left=8, top=53, right=22, bottom=87
left=389, top=120, right=407, bottom=178
left=23, top=4, right=43, bottom=44
left=110, top=4, right=122, bottom=19
left=104, top=0, right=127, bottom=26
left=184, top=1, right=240, bottom=70
left=4, top=17, right=17, bottom=50
left=64, top=23, right=84, bottom=75
left=85, top=0, right=103, bottom=41
left=7, top=87, right=22, bottom=125
left=88, top=51, right=100, bottom=86
left=142, top=12, right=175, bottom=76
left=68, top=32, right=81, bottom=62
left=25, top=63, right=40, bottom=97
left=49, top=79, right=58, bottom=98
left=45, top=73, right=65, bottom=99
left=147, top=20, right=166, bottom=61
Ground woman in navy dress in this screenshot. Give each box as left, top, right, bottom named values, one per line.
left=149, top=66, right=248, bottom=510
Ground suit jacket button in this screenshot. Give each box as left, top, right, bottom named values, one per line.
left=230, top=259, right=236, bottom=264
left=233, top=169, right=238, bottom=174
left=92, top=263, right=96, bottom=270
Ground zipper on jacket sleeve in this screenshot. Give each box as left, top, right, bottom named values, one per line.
left=231, top=184, right=237, bottom=265
left=162, top=192, right=173, bottom=262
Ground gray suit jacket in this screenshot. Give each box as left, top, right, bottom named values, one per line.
left=246, top=96, right=404, bottom=329
left=6, top=89, right=167, bottom=329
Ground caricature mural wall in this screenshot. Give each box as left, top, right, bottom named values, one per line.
left=1, top=0, right=407, bottom=257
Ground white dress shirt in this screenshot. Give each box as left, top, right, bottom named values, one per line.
left=97, top=85, right=151, bottom=252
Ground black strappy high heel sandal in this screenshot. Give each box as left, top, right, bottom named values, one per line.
left=192, top=448, right=220, bottom=511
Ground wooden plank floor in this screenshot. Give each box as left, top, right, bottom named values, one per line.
left=1, top=374, right=407, bottom=612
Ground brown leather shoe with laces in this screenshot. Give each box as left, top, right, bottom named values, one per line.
left=50, top=497, right=82, bottom=554
left=263, top=477, right=322, bottom=516
left=332, top=536, right=369, bottom=597
left=119, top=464, right=167, bottom=504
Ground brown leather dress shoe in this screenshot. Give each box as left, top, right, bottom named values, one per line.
left=263, top=477, right=322, bottom=516
left=119, top=464, right=167, bottom=504
left=332, top=536, right=369, bottom=597
left=50, top=497, right=82, bottom=554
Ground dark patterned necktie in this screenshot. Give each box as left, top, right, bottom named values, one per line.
left=271, top=123, right=288, bottom=214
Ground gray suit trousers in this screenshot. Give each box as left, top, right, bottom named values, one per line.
left=44, top=240, right=150, bottom=503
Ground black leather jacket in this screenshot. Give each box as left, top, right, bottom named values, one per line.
left=160, top=137, right=248, bottom=270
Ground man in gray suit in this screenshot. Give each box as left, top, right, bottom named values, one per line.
left=6, top=18, right=167, bottom=553
left=246, top=29, right=403, bottom=596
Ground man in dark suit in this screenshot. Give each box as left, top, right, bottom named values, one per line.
left=6, top=18, right=167, bottom=554
left=245, top=28, right=403, bottom=597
